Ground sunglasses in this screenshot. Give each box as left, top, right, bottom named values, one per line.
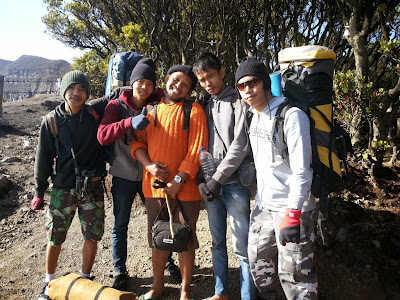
left=236, top=77, right=262, bottom=91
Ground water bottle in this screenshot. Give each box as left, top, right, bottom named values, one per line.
left=199, top=147, right=216, bottom=182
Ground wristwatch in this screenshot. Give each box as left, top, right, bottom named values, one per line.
left=174, top=175, right=185, bottom=184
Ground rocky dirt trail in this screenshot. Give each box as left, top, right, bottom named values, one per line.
left=0, top=95, right=399, bottom=300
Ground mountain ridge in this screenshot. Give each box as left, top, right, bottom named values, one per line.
left=0, top=55, right=70, bottom=101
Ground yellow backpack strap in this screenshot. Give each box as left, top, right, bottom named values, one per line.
left=47, top=112, right=60, bottom=157
left=48, top=112, right=58, bottom=136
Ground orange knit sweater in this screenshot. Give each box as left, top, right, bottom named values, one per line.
left=130, top=98, right=208, bottom=201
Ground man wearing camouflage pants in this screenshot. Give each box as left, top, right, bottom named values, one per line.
left=235, top=57, right=318, bottom=299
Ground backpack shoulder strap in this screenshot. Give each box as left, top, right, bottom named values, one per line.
left=272, top=100, right=291, bottom=165
left=47, top=111, right=60, bottom=157
left=145, top=99, right=192, bottom=132
left=182, top=100, right=193, bottom=132
left=146, top=98, right=162, bottom=127
left=86, top=105, right=100, bottom=122
left=116, top=98, right=131, bottom=119
left=116, top=97, right=137, bottom=144
left=47, top=111, right=58, bottom=136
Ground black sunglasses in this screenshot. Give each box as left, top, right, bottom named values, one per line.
left=236, top=77, right=262, bottom=91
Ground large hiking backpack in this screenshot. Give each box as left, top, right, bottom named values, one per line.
left=105, top=52, right=144, bottom=96
left=276, top=45, right=350, bottom=244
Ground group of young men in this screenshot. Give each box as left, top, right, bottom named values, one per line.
left=32, top=52, right=318, bottom=300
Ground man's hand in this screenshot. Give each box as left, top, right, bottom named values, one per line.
left=206, top=179, right=221, bottom=199
left=279, top=208, right=301, bottom=246
left=162, top=180, right=182, bottom=197
left=131, top=107, right=150, bottom=131
left=145, top=162, right=170, bottom=182
left=31, top=197, right=44, bottom=210
left=198, top=182, right=213, bottom=202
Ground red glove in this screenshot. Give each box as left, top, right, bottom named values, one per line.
left=279, top=208, right=301, bottom=246
left=31, top=197, right=44, bottom=210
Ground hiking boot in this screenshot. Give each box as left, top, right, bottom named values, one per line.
left=112, top=272, right=129, bottom=291
left=37, top=282, right=50, bottom=300
left=165, top=261, right=182, bottom=283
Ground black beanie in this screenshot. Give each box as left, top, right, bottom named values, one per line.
left=235, top=57, right=271, bottom=91
left=60, top=70, right=90, bottom=99
left=167, top=65, right=198, bottom=90
left=129, top=57, right=157, bottom=85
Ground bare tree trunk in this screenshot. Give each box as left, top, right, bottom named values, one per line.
left=350, top=106, right=363, bottom=147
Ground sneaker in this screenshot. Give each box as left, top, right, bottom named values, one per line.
left=165, top=261, right=182, bottom=283
left=112, top=272, right=129, bottom=291
left=37, top=282, right=50, bottom=300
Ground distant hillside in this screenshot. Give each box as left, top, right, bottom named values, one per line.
left=0, top=55, right=70, bottom=101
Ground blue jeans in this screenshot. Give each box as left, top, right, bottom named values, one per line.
left=206, top=183, right=255, bottom=300
left=111, top=177, right=143, bottom=273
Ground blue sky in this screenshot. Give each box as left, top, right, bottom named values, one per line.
left=0, top=0, right=85, bottom=62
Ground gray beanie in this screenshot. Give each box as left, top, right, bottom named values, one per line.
left=235, top=57, right=271, bottom=91
left=60, top=70, right=90, bottom=99
left=167, top=65, right=198, bottom=90
left=129, top=57, right=157, bottom=86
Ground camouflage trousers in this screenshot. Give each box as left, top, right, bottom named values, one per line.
left=46, top=181, right=105, bottom=246
left=248, top=206, right=318, bottom=300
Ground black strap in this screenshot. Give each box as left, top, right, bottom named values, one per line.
left=182, top=100, right=193, bottom=132
left=147, top=100, right=192, bottom=131
left=116, top=98, right=134, bottom=144
left=273, top=101, right=291, bottom=166
left=65, top=276, right=83, bottom=300
left=94, top=286, right=109, bottom=300
left=146, top=99, right=161, bottom=127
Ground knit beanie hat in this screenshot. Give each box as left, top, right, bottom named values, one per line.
left=167, top=65, right=198, bottom=90
left=235, top=57, right=271, bottom=91
left=60, top=70, right=90, bottom=99
left=129, top=57, right=157, bottom=85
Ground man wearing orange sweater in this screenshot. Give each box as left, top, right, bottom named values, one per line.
left=130, top=65, right=208, bottom=300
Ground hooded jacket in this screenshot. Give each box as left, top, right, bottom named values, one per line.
left=203, top=86, right=250, bottom=185
left=34, top=103, right=105, bottom=198
left=248, top=96, right=315, bottom=212
left=97, top=89, right=146, bottom=181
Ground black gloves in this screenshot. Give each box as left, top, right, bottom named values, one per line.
left=198, top=182, right=214, bottom=202
left=206, top=178, right=221, bottom=199
left=198, top=178, right=221, bottom=202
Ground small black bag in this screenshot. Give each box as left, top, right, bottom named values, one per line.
left=236, top=155, right=257, bottom=188
left=152, top=219, right=191, bottom=253
left=151, top=180, right=191, bottom=252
